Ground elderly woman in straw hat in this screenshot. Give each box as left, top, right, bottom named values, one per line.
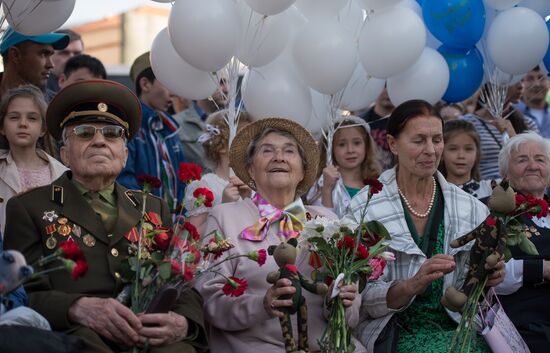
left=196, top=117, right=366, bottom=353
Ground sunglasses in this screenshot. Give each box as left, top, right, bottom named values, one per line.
left=70, top=125, right=125, bottom=140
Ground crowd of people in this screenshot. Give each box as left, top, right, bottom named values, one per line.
left=0, top=25, right=549, bottom=353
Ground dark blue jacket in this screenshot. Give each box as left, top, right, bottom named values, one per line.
left=117, top=103, right=187, bottom=212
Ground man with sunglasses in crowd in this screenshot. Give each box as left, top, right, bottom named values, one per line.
left=3, top=80, right=207, bottom=353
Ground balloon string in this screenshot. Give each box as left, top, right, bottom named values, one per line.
left=325, top=90, right=345, bottom=166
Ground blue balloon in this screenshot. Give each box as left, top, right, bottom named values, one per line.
left=544, top=19, right=550, bottom=72
left=438, top=45, right=484, bottom=103
left=423, top=0, right=486, bottom=49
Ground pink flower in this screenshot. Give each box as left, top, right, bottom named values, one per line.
left=247, top=249, right=267, bottom=266
left=368, top=257, right=386, bottom=281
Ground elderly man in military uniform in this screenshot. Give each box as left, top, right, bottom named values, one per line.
left=3, top=80, right=207, bottom=353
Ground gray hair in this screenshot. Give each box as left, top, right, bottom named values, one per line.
left=245, top=127, right=307, bottom=170
left=498, top=131, right=550, bottom=177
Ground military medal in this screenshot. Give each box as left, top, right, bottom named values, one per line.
left=46, top=236, right=57, bottom=249
left=58, top=218, right=68, bottom=225
left=72, top=225, right=82, bottom=237
left=83, top=234, right=96, bottom=247
left=42, top=210, right=58, bottom=222
left=45, top=224, right=57, bottom=235
left=58, top=224, right=72, bottom=236
left=125, top=227, right=139, bottom=242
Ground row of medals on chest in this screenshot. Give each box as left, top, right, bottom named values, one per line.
left=44, top=212, right=96, bottom=250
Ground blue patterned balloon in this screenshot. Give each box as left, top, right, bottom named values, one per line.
left=423, top=0, right=486, bottom=49
left=544, top=19, right=550, bottom=73
left=438, top=45, right=484, bottom=103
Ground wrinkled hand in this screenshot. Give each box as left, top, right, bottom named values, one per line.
left=222, top=176, right=252, bottom=203
left=326, top=282, right=358, bottom=308
left=485, top=260, right=505, bottom=287
left=263, top=278, right=296, bottom=318
left=68, top=297, right=142, bottom=347
left=322, top=165, right=341, bottom=191
left=409, top=254, right=456, bottom=295
left=138, top=312, right=189, bottom=347
left=488, top=118, right=515, bottom=136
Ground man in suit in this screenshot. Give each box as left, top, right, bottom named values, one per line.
left=3, top=80, right=207, bottom=353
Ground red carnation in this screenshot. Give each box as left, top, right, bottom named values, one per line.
left=309, top=251, right=322, bottom=269
left=154, top=231, right=171, bottom=251
left=337, top=236, right=355, bottom=251
left=183, top=222, right=201, bottom=242
left=137, top=174, right=162, bottom=189
left=170, top=259, right=182, bottom=275
left=357, top=243, right=370, bottom=259
left=193, top=187, right=214, bottom=208
left=247, top=249, right=267, bottom=266
left=222, top=276, right=248, bottom=297
left=364, top=178, right=383, bottom=195
left=515, top=194, right=527, bottom=208
left=183, top=265, right=195, bottom=282
left=486, top=216, right=497, bottom=226
left=535, top=199, right=549, bottom=218
left=178, top=162, right=202, bottom=183
left=66, top=259, right=88, bottom=280
left=59, top=239, right=84, bottom=261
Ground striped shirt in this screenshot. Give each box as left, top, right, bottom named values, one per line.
left=461, top=114, right=539, bottom=180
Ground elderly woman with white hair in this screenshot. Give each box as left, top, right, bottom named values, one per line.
left=495, top=132, right=550, bottom=353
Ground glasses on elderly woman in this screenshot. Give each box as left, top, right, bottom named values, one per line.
left=69, top=125, right=125, bottom=140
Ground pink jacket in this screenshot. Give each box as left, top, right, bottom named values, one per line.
left=197, top=197, right=365, bottom=353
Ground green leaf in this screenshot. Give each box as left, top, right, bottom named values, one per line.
left=158, top=261, right=172, bottom=280
left=365, top=220, right=391, bottom=240
left=150, top=251, right=164, bottom=264
left=518, top=238, right=539, bottom=256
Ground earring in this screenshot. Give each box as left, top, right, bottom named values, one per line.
left=249, top=179, right=256, bottom=189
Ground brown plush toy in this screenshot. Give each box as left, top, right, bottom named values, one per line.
left=266, top=238, right=328, bottom=353
left=441, top=180, right=516, bottom=312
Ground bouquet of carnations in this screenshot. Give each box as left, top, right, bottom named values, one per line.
left=118, top=164, right=264, bottom=352
left=448, top=188, right=547, bottom=353
left=303, top=178, right=393, bottom=353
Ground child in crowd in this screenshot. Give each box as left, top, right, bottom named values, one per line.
left=439, top=119, right=495, bottom=199
left=0, top=86, right=67, bottom=233
left=184, top=110, right=252, bottom=234
left=306, top=115, right=380, bottom=217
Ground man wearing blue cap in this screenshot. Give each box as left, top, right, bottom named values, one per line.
left=0, top=27, right=69, bottom=99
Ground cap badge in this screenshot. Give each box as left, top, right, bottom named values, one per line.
left=98, top=102, right=108, bottom=112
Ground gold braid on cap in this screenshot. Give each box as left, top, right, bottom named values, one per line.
left=59, top=110, right=129, bottom=130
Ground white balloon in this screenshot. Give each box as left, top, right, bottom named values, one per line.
left=244, top=0, right=296, bottom=16
left=361, top=0, right=401, bottom=10
left=295, top=0, right=349, bottom=19
left=337, top=0, right=365, bottom=38
left=292, top=20, right=357, bottom=94
left=397, top=0, right=421, bottom=17
left=151, top=28, right=217, bottom=100
left=242, top=61, right=312, bottom=124
left=387, top=47, right=449, bottom=105
left=306, top=90, right=331, bottom=134
left=359, top=6, right=426, bottom=79
left=3, top=0, right=75, bottom=36
left=483, top=0, right=521, bottom=10
left=236, top=4, right=291, bottom=67
left=486, top=7, right=549, bottom=75
left=168, top=0, right=240, bottom=72
left=340, top=64, right=385, bottom=111
left=518, top=0, right=550, bottom=17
